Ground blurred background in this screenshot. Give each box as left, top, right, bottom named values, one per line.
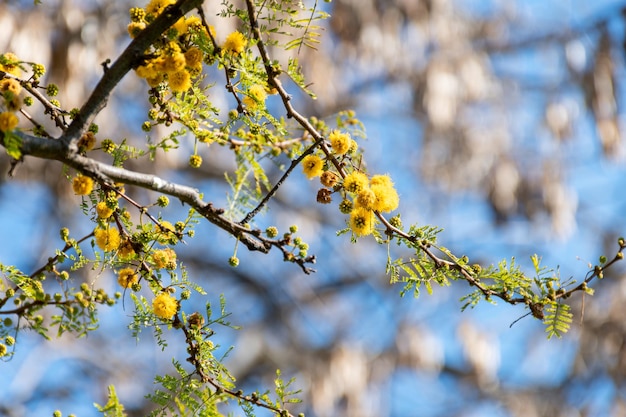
left=1, top=0, right=626, bottom=416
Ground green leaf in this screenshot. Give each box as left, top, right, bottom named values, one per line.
left=93, top=385, right=126, bottom=417
left=543, top=302, right=573, bottom=339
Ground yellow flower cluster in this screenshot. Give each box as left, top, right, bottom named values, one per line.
left=0, top=52, right=21, bottom=76
left=223, top=31, right=247, bottom=55
left=128, top=5, right=207, bottom=94
left=72, top=175, right=94, bottom=195
left=117, top=268, right=138, bottom=289
left=94, top=227, right=121, bottom=252
left=173, top=15, right=202, bottom=36
left=152, top=248, right=177, bottom=270
left=96, top=201, right=114, bottom=219
left=0, top=53, right=22, bottom=120
left=153, top=292, right=178, bottom=319
left=298, top=125, right=398, bottom=237
left=0, top=78, right=21, bottom=99
left=118, top=239, right=136, bottom=259
left=243, top=84, right=267, bottom=110
left=0, top=112, right=18, bottom=132
left=344, top=172, right=399, bottom=237
left=145, top=0, right=176, bottom=17
left=370, top=175, right=399, bottom=213
left=156, top=221, right=178, bottom=244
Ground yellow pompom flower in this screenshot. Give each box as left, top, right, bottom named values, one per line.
left=156, top=221, right=178, bottom=243
left=146, top=0, right=176, bottom=16
left=349, top=139, right=358, bottom=153
left=343, top=171, right=369, bottom=194
left=185, top=16, right=202, bottom=32
left=72, top=175, right=94, bottom=195
left=162, top=51, right=186, bottom=74
left=153, top=292, right=178, bottom=319
left=184, top=47, right=203, bottom=67
left=118, top=239, right=136, bottom=259
left=370, top=174, right=399, bottom=213
left=302, top=154, right=324, bottom=179
left=349, top=207, right=374, bottom=237
left=168, top=69, right=191, bottom=93
left=0, top=79, right=22, bottom=97
left=135, top=62, right=158, bottom=79
left=152, top=248, right=177, bottom=270
left=329, top=130, right=351, bottom=155
left=146, top=74, right=165, bottom=88
left=96, top=201, right=114, bottom=219
left=243, top=84, right=267, bottom=109
left=172, top=17, right=188, bottom=35
left=223, top=31, right=247, bottom=54
left=355, top=187, right=376, bottom=210
left=94, top=227, right=121, bottom=251
left=0, top=52, right=21, bottom=76
left=127, top=21, right=146, bottom=38
left=117, top=268, right=138, bottom=289
left=0, top=111, right=18, bottom=132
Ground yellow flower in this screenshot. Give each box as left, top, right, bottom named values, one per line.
left=162, top=51, right=186, bottom=74
left=153, top=292, right=178, bottom=319
left=355, top=187, right=376, bottom=210
left=184, top=47, right=203, bottom=67
left=94, top=227, right=121, bottom=251
left=223, top=31, right=247, bottom=54
left=343, top=171, right=368, bottom=194
left=370, top=174, right=399, bottom=213
left=0, top=79, right=22, bottom=97
left=349, top=207, right=374, bottom=237
left=146, top=74, right=165, bottom=88
left=96, top=201, right=114, bottom=219
left=349, top=139, right=358, bottom=153
left=152, top=248, right=177, bottom=270
left=156, top=221, right=178, bottom=243
left=302, top=154, right=324, bottom=179
left=127, top=21, right=146, bottom=38
left=0, top=52, right=21, bottom=76
left=117, top=268, right=138, bottom=289
left=118, top=239, right=136, bottom=259
left=135, top=62, right=158, bottom=79
left=172, top=17, right=188, bottom=35
left=146, top=0, right=176, bottom=16
left=72, top=175, right=94, bottom=195
left=168, top=69, right=191, bottom=93
left=243, top=84, right=267, bottom=109
left=329, top=130, right=351, bottom=155
left=0, top=111, right=18, bottom=132
left=185, top=16, right=202, bottom=32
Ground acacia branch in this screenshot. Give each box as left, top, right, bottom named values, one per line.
left=63, top=0, right=203, bottom=148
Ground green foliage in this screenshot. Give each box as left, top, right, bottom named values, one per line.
left=148, top=361, right=225, bottom=417
left=94, top=385, right=126, bottom=417
left=273, top=369, right=303, bottom=408
left=543, top=301, right=573, bottom=339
